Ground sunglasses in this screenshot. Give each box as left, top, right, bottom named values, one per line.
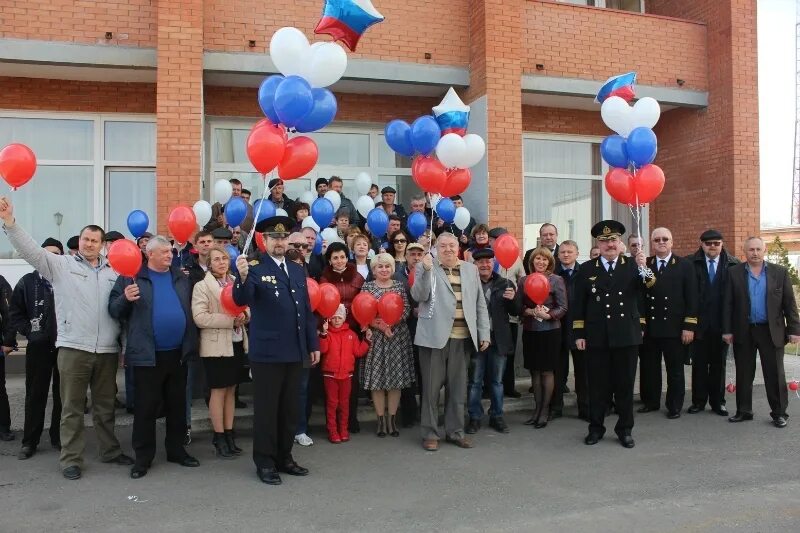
left=393, top=239, right=407, bottom=244
left=653, top=237, right=670, bottom=243
left=289, top=243, right=309, bottom=250
left=702, top=241, right=722, bottom=246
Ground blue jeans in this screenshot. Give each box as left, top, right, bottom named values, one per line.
left=468, top=345, right=506, bottom=420
left=295, top=368, right=310, bottom=435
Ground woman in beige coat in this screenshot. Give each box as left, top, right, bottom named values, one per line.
left=192, top=246, right=249, bottom=458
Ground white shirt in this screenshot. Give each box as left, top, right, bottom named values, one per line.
left=600, top=256, right=617, bottom=272
left=655, top=253, right=672, bottom=270
left=270, top=255, right=287, bottom=272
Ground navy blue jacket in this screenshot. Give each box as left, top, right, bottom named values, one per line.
left=108, top=265, right=199, bottom=366
left=232, top=255, right=318, bottom=365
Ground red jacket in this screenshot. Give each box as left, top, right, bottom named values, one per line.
left=319, top=323, right=369, bottom=379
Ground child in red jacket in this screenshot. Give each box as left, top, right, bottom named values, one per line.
left=319, top=304, right=371, bottom=443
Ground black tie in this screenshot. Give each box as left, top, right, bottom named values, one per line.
left=280, top=262, right=287, bottom=276
left=659, top=259, right=666, bottom=273
left=608, top=261, right=614, bottom=273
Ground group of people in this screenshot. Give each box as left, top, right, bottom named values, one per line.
left=0, top=175, right=798, bottom=486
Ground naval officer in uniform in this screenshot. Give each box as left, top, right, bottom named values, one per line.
left=572, top=220, right=654, bottom=449
left=233, top=216, right=319, bottom=485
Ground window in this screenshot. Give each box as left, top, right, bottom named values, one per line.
left=556, top=0, right=644, bottom=12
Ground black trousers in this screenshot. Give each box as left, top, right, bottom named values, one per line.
left=132, top=350, right=187, bottom=467
left=691, top=333, right=727, bottom=409
left=587, top=345, right=638, bottom=437
left=552, top=346, right=589, bottom=416
left=400, top=344, right=421, bottom=425
left=0, top=354, right=10, bottom=430
left=251, top=361, right=302, bottom=469
left=22, top=343, right=61, bottom=447
left=502, top=323, right=519, bottom=393
left=640, top=336, right=685, bottom=412
left=733, top=324, right=788, bottom=418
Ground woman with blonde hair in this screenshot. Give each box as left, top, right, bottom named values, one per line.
left=191, top=246, right=249, bottom=457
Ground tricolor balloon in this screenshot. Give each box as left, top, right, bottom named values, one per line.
left=314, top=0, right=385, bottom=52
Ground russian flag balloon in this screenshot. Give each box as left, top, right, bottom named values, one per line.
left=314, top=0, right=385, bottom=52
left=595, top=72, right=637, bottom=104
left=433, top=87, right=470, bottom=137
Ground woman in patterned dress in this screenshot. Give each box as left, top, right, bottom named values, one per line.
left=360, top=253, right=415, bottom=438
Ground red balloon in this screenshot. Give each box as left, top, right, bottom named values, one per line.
left=220, top=284, right=247, bottom=316
left=408, top=267, right=416, bottom=288
left=254, top=231, right=267, bottom=253
left=246, top=123, right=287, bottom=174
left=726, top=382, right=736, bottom=393
left=306, top=278, right=321, bottom=311
left=252, top=118, right=274, bottom=131
left=317, top=282, right=341, bottom=318
left=524, top=273, right=550, bottom=306
left=412, top=155, right=447, bottom=194
left=441, top=168, right=471, bottom=197
left=278, top=136, right=318, bottom=180
left=351, top=292, right=379, bottom=328
left=788, top=380, right=799, bottom=392
left=604, top=167, right=635, bottom=205
left=377, top=292, right=404, bottom=327
left=107, top=239, right=142, bottom=278
left=634, top=164, right=665, bottom=204
left=493, top=234, right=520, bottom=269
left=0, top=143, right=37, bottom=190
left=168, top=205, right=197, bottom=244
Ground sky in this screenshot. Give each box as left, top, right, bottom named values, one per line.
left=759, top=0, right=797, bottom=227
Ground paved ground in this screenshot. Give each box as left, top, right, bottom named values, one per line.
left=2, top=357, right=800, bottom=531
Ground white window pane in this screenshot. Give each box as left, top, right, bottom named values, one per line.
left=306, top=132, right=369, bottom=166
left=0, top=166, right=93, bottom=258
left=0, top=118, right=93, bottom=160
left=523, top=177, right=602, bottom=259
left=107, top=170, right=156, bottom=238
left=105, top=122, right=156, bottom=162
left=523, top=139, right=601, bottom=175
left=377, top=134, right=412, bottom=168
left=214, top=129, right=250, bottom=164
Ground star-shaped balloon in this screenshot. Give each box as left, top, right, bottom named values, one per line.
left=315, top=0, right=385, bottom=52
left=432, top=87, right=470, bottom=136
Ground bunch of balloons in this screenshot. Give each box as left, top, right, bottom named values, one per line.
left=0, top=143, right=37, bottom=190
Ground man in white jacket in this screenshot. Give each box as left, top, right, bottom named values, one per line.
left=0, top=196, right=133, bottom=480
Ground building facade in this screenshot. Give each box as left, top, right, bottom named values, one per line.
left=0, top=0, right=758, bottom=277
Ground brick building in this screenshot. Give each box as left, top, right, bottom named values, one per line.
left=0, top=0, right=758, bottom=279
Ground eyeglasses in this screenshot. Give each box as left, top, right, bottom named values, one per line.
left=702, top=241, right=722, bottom=247
left=393, top=239, right=407, bottom=244
left=653, top=237, right=670, bottom=243
left=290, top=243, right=309, bottom=250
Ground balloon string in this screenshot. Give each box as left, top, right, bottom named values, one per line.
left=242, top=171, right=276, bottom=255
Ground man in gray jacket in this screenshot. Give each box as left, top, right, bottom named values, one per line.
left=411, top=232, right=490, bottom=451
left=0, top=196, right=133, bottom=480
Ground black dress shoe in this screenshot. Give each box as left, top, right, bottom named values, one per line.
left=52, top=441, right=62, bottom=450
left=711, top=406, right=729, bottom=416
left=667, top=411, right=681, bottom=419
left=18, top=445, right=36, bottom=460
left=728, top=413, right=754, bottom=423
left=279, top=461, right=309, bottom=476
left=637, top=405, right=658, bottom=413
left=773, top=416, right=788, bottom=428
left=104, top=453, right=135, bottom=466
left=505, top=390, right=522, bottom=398
left=584, top=433, right=602, bottom=445
left=168, top=454, right=200, bottom=467
left=523, top=416, right=537, bottom=425
left=62, top=466, right=82, bottom=480
left=619, top=435, right=635, bottom=448
left=533, top=420, right=548, bottom=429
left=349, top=419, right=361, bottom=434
left=465, top=419, right=480, bottom=434
left=489, top=417, right=510, bottom=434
left=257, top=467, right=282, bottom=485
left=130, top=466, right=148, bottom=479
left=687, top=405, right=704, bottom=414
left=0, top=428, right=15, bottom=441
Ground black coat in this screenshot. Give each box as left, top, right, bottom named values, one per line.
left=555, top=261, right=580, bottom=347
left=0, top=275, right=17, bottom=348
left=9, top=272, right=57, bottom=347
left=644, top=254, right=699, bottom=338
left=689, top=247, right=739, bottom=338
left=481, top=273, right=519, bottom=356
left=108, top=265, right=199, bottom=366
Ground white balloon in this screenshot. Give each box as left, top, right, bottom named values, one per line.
left=356, top=194, right=374, bottom=218
left=301, top=216, right=320, bottom=232
left=600, top=96, right=633, bottom=137
left=324, top=190, right=341, bottom=212
left=453, top=207, right=471, bottom=231
left=306, top=43, right=348, bottom=88
left=631, top=97, right=661, bottom=130
left=355, top=172, right=372, bottom=196
left=321, top=227, right=341, bottom=244
left=436, top=133, right=467, bottom=169
left=213, top=179, right=233, bottom=205
left=299, top=190, right=316, bottom=205
left=270, top=27, right=311, bottom=78
left=460, top=134, right=485, bottom=168
left=275, top=208, right=288, bottom=217
left=192, top=200, right=212, bottom=227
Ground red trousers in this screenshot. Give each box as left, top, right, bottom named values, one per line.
left=323, top=376, right=352, bottom=438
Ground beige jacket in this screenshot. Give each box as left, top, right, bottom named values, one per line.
left=191, top=272, right=249, bottom=357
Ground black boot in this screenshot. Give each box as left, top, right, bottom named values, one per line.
left=212, top=433, right=236, bottom=459
left=225, top=429, right=243, bottom=455
left=376, top=416, right=387, bottom=438
left=388, top=414, right=400, bottom=437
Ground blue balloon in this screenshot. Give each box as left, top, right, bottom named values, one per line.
left=225, top=244, right=240, bottom=271
left=366, top=208, right=389, bottom=237
left=410, top=115, right=442, bottom=155
left=406, top=212, right=427, bottom=238
left=311, top=197, right=335, bottom=228
left=126, top=209, right=149, bottom=239
left=257, top=75, right=284, bottom=124
left=313, top=233, right=323, bottom=255
left=224, top=197, right=248, bottom=228
left=252, top=199, right=276, bottom=223
left=295, top=88, right=338, bottom=133
left=384, top=120, right=414, bottom=157
left=273, top=75, right=314, bottom=127
left=626, top=127, right=658, bottom=167
left=600, top=135, right=629, bottom=168
left=435, top=198, right=456, bottom=224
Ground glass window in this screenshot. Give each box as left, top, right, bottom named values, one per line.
left=0, top=166, right=93, bottom=258
left=105, top=122, right=156, bottom=162
left=307, top=132, right=369, bottom=167
left=605, top=0, right=642, bottom=12
left=0, top=118, right=93, bottom=161
left=377, top=135, right=412, bottom=169
left=523, top=138, right=601, bottom=175
left=214, top=129, right=250, bottom=164
left=107, top=170, right=156, bottom=237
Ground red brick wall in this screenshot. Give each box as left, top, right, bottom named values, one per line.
left=522, top=105, right=607, bottom=137
left=0, top=0, right=157, bottom=47
left=0, top=77, right=155, bottom=113
left=525, top=0, right=708, bottom=90
left=203, top=0, right=470, bottom=66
